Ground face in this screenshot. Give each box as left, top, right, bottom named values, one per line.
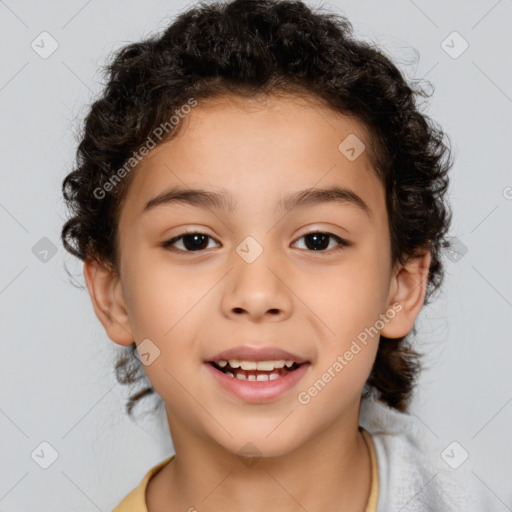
left=112, top=94, right=398, bottom=457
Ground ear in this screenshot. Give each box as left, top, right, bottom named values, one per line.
left=83, top=259, right=134, bottom=346
left=380, top=250, right=431, bottom=339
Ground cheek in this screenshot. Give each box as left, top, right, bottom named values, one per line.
left=308, top=256, right=389, bottom=340
left=122, top=249, right=202, bottom=338
left=120, top=251, right=209, bottom=375
left=297, top=270, right=384, bottom=415
left=299, top=247, right=388, bottom=392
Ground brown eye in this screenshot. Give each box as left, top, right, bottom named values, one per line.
left=293, top=232, right=349, bottom=252
left=162, top=230, right=349, bottom=254
left=163, top=232, right=220, bottom=252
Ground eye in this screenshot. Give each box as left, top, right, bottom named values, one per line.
left=162, top=231, right=220, bottom=252
left=292, top=231, right=350, bottom=252
left=162, top=230, right=350, bottom=254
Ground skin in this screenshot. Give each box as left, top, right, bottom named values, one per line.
left=84, top=93, right=430, bottom=512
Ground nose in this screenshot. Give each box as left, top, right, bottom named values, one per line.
left=221, top=253, right=293, bottom=322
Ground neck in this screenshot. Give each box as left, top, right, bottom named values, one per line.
left=146, top=401, right=372, bottom=512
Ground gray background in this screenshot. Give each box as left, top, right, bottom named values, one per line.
left=1, top=0, right=511, bottom=510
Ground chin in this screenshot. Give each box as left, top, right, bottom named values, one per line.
left=214, top=421, right=306, bottom=460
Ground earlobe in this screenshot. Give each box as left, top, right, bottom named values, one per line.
left=380, top=250, right=431, bottom=339
left=83, top=260, right=134, bottom=346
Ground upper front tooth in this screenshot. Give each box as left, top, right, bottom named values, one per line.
left=228, top=359, right=288, bottom=371
left=255, top=360, right=285, bottom=371
left=240, top=361, right=257, bottom=370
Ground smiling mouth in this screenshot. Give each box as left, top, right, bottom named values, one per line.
left=208, top=360, right=305, bottom=381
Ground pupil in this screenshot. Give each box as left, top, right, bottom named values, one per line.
left=305, top=233, right=328, bottom=251
left=184, top=234, right=208, bottom=251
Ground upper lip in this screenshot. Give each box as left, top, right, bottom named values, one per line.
left=206, top=345, right=309, bottom=364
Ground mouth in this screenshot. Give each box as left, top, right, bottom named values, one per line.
left=204, top=356, right=311, bottom=403
left=204, top=345, right=311, bottom=402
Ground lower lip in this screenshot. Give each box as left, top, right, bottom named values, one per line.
left=204, top=362, right=310, bottom=403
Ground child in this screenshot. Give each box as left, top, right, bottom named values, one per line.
left=61, top=0, right=506, bottom=510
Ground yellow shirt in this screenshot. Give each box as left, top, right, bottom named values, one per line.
left=112, top=426, right=379, bottom=512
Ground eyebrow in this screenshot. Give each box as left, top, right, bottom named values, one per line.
left=143, top=185, right=372, bottom=217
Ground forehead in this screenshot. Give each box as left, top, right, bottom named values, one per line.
left=120, top=93, right=385, bottom=222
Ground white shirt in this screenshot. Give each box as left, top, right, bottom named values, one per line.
left=359, top=394, right=510, bottom=511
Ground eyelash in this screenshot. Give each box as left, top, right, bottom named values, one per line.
left=162, top=230, right=350, bottom=254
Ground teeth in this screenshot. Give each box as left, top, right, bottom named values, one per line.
left=227, top=370, right=285, bottom=381
left=217, top=360, right=228, bottom=367
left=255, top=360, right=284, bottom=370
left=227, top=359, right=289, bottom=371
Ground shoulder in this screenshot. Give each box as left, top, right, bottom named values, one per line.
left=359, top=396, right=507, bottom=512
left=112, top=456, right=174, bottom=512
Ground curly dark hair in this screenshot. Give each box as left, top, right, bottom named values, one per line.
left=61, top=0, right=453, bottom=416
